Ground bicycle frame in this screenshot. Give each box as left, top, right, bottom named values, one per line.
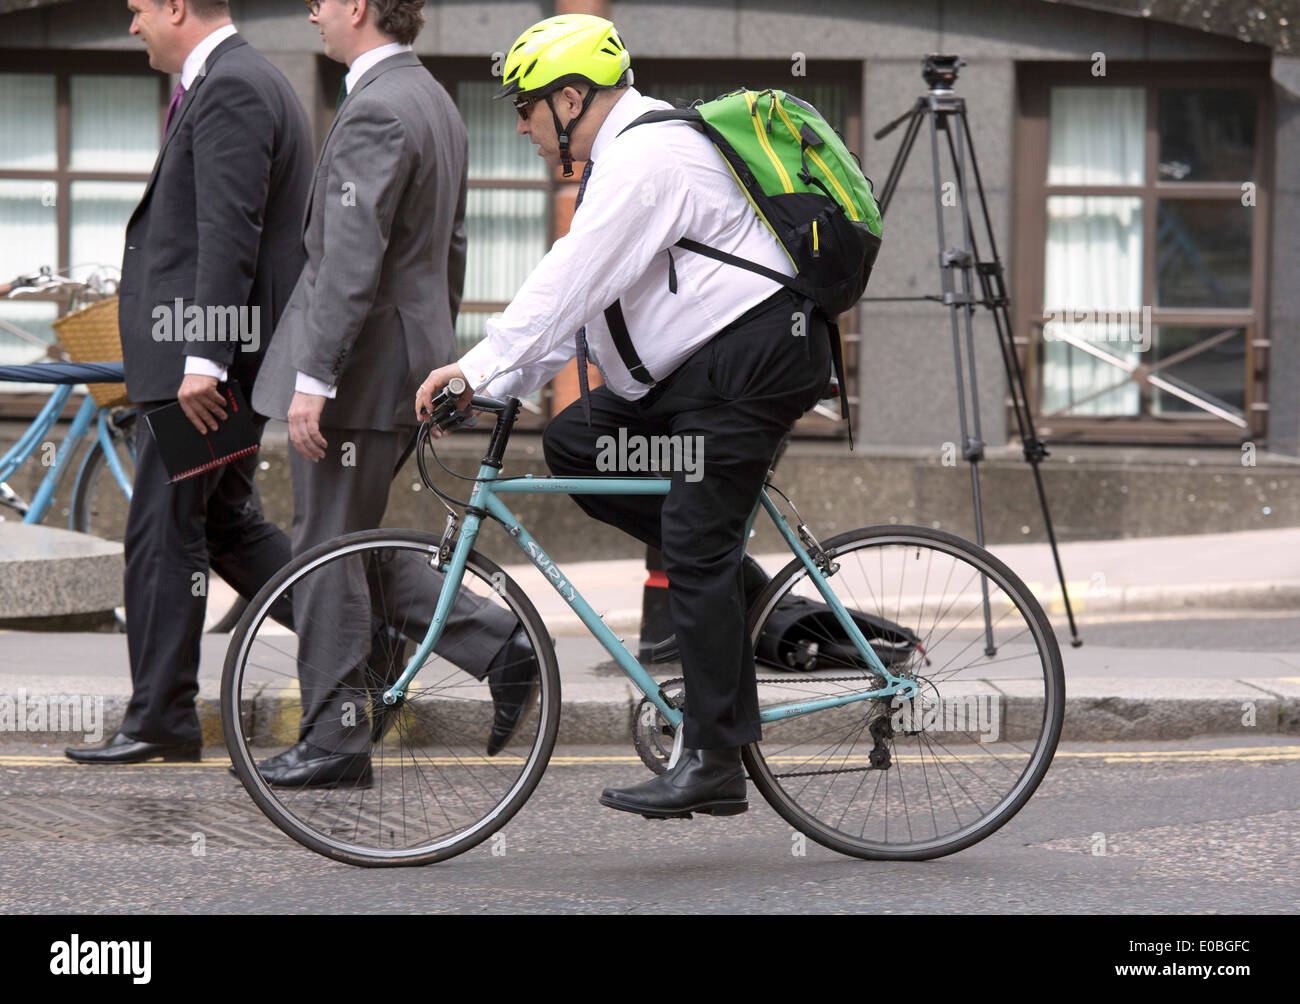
left=0, top=386, right=133, bottom=525
left=384, top=464, right=920, bottom=726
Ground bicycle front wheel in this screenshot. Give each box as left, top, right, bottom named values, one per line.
left=70, top=410, right=135, bottom=541
left=221, top=528, right=560, bottom=867
left=744, top=525, right=1064, bottom=860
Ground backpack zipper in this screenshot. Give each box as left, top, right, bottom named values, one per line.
left=744, top=90, right=793, bottom=194
left=771, top=100, right=861, bottom=221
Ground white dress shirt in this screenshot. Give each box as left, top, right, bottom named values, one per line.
left=179, top=22, right=242, bottom=384
left=459, top=86, right=793, bottom=401
left=288, top=41, right=414, bottom=400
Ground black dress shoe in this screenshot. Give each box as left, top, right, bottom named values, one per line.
left=599, top=747, right=748, bottom=819
left=227, top=744, right=299, bottom=777
left=257, top=741, right=372, bottom=789
left=66, top=731, right=201, bottom=764
left=485, top=626, right=540, bottom=756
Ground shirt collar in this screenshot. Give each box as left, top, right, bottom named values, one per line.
left=180, top=23, right=238, bottom=89
left=589, top=86, right=658, bottom=163
left=345, top=42, right=412, bottom=96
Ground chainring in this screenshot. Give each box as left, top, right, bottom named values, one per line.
left=632, top=677, right=685, bottom=775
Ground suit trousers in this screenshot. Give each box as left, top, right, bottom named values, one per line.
left=543, top=290, right=831, bottom=748
left=288, top=427, right=519, bottom=755
left=122, top=411, right=290, bottom=746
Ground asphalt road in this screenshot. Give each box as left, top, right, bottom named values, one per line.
left=0, top=735, right=1294, bottom=914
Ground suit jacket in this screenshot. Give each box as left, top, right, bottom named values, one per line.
left=252, top=52, right=469, bottom=431
left=118, top=34, right=313, bottom=404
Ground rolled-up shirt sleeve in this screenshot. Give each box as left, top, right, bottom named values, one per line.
left=458, top=146, right=693, bottom=398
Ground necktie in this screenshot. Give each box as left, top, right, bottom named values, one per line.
left=163, top=82, right=186, bottom=134
left=573, top=159, right=594, bottom=425
left=336, top=80, right=347, bottom=110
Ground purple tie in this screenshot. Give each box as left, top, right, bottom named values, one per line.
left=573, top=160, right=594, bottom=425
left=163, top=82, right=186, bottom=134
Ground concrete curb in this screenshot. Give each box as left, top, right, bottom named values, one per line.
left=16, top=679, right=1298, bottom=749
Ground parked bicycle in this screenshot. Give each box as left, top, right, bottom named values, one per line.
left=0, top=266, right=246, bottom=631
left=0, top=268, right=135, bottom=542
left=223, top=379, right=1065, bottom=867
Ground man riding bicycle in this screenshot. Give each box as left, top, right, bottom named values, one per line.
left=416, top=13, right=832, bottom=819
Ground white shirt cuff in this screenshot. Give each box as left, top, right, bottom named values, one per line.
left=295, top=371, right=338, bottom=399
left=183, top=356, right=228, bottom=382
left=457, top=340, right=498, bottom=395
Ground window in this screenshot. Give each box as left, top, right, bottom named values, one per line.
left=1016, top=65, right=1271, bottom=443
left=0, top=57, right=163, bottom=388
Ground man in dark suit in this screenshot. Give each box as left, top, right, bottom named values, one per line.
left=66, top=0, right=312, bottom=764
left=249, top=0, right=531, bottom=787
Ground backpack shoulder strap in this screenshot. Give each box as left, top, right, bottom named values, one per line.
left=617, top=107, right=705, bottom=135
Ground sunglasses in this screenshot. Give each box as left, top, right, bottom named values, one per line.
left=304, top=0, right=320, bottom=14
left=513, top=96, right=539, bottom=120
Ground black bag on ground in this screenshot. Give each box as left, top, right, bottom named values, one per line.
left=755, top=595, right=920, bottom=672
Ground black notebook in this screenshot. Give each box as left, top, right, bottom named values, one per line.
left=144, top=381, right=259, bottom=484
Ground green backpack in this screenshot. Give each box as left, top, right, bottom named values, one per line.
left=616, top=87, right=884, bottom=439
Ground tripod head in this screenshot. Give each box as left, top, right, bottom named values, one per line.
left=874, top=54, right=968, bottom=142
left=922, top=54, right=966, bottom=92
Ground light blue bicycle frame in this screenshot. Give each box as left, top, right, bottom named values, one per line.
left=0, top=385, right=134, bottom=525
left=383, top=464, right=920, bottom=727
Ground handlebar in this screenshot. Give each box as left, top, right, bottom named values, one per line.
left=422, top=376, right=515, bottom=433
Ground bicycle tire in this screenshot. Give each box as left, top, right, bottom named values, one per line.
left=70, top=412, right=135, bottom=542
left=221, top=527, right=560, bottom=867
left=742, top=524, right=1064, bottom=861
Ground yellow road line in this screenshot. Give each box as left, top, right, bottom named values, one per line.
left=6, top=746, right=1299, bottom=769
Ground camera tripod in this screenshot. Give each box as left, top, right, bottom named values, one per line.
left=868, top=54, right=1082, bottom=650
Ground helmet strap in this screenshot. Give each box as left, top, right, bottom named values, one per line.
left=546, top=87, right=601, bottom=178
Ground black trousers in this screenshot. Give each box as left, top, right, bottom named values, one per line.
left=121, top=410, right=290, bottom=745
left=543, top=290, right=831, bottom=748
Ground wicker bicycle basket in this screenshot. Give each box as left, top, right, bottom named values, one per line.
left=51, top=296, right=132, bottom=408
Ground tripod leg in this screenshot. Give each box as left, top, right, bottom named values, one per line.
left=956, top=108, right=1084, bottom=648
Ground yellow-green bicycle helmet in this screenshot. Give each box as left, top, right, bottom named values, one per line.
left=496, top=14, right=632, bottom=176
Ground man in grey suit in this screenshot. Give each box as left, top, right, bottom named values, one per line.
left=251, top=0, right=532, bottom=788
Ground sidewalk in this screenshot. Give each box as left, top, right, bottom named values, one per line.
left=2, top=527, right=1297, bottom=747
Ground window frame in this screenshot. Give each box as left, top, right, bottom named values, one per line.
left=1013, top=61, right=1274, bottom=445
left=0, top=50, right=165, bottom=416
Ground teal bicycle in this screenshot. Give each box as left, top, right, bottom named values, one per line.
left=222, top=380, right=1064, bottom=866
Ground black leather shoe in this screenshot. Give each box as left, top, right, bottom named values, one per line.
left=228, top=743, right=300, bottom=777
left=599, top=747, right=748, bottom=819
left=257, top=741, right=372, bottom=789
left=486, top=626, right=540, bottom=756
left=66, top=731, right=201, bottom=764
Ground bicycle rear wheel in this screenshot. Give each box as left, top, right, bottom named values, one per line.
left=221, top=528, right=560, bottom=867
left=744, top=525, right=1064, bottom=860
